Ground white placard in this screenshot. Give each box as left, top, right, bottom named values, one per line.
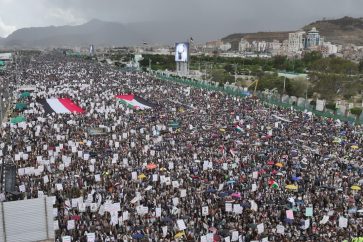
left=87, top=233, right=95, bottom=242
left=202, top=206, right=209, bottom=216
left=155, top=207, right=162, bottom=217
left=257, top=223, right=264, bottom=234
left=276, top=225, right=285, bottom=234
left=339, top=216, right=348, bottom=228
left=62, top=236, right=71, bottom=242
left=67, top=220, right=75, bottom=230
left=319, top=215, right=329, bottom=224
left=231, top=231, right=239, bottom=241
left=56, top=183, right=63, bottom=191
left=180, top=189, right=187, bottom=198
left=19, top=185, right=26, bottom=193
left=233, top=204, right=242, bottom=214
left=95, top=174, right=101, bottom=182
left=177, top=219, right=187, bottom=230
left=225, top=203, right=232, bottom=212
left=54, top=220, right=59, bottom=230
left=132, top=172, right=137, bottom=180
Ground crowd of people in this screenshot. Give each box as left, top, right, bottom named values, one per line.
left=1, top=52, right=363, bottom=241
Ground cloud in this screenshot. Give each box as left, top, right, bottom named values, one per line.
left=46, top=7, right=86, bottom=26
left=0, top=17, right=16, bottom=37
left=0, top=0, right=362, bottom=40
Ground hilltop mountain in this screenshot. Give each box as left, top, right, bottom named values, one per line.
left=0, top=19, right=259, bottom=48
left=1, top=16, right=362, bottom=49
left=1, top=19, right=145, bottom=48
left=303, top=16, right=363, bottom=45
left=222, top=16, right=363, bottom=48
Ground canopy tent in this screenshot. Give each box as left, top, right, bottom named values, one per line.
left=10, top=116, right=26, bottom=124
left=20, top=92, right=31, bottom=98
left=168, top=121, right=180, bottom=128
left=15, top=103, right=27, bottom=111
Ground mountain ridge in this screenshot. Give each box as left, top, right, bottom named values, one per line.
left=222, top=16, right=363, bottom=47
left=1, top=19, right=146, bottom=48
left=1, top=16, right=363, bottom=48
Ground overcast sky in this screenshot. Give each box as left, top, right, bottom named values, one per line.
left=0, top=0, right=362, bottom=39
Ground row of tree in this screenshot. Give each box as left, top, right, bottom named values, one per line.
left=137, top=52, right=363, bottom=102
left=140, top=52, right=363, bottom=75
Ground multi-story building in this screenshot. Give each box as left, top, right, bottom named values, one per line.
left=321, top=42, right=338, bottom=57
left=268, top=40, right=282, bottom=51
left=238, top=38, right=250, bottom=52
left=219, top=42, right=232, bottom=52
left=250, top=41, right=268, bottom=52
left=288, top=31, right=305, bottom=53
left=205, top=40, right=224, bottom=50
left=257, top=41, right=267, bottom=52
left=304, top=27, right=323, bottom=49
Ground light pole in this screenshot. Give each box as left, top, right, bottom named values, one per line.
left=281, top=76, right=286, bottom=102
left=234, top=63, right=237, bottom=83
left=305, top=84, right=308, bottom=109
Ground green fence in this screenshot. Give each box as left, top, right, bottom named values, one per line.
left=155, top=74, right=360, bottom=124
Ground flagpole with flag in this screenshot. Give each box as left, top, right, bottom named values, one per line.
left=187, top=37, right=193, bottom=77
left=235, top=125, right=243, bottom=132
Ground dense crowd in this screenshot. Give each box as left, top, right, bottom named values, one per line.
left=1, top=52, right=363, bottom=242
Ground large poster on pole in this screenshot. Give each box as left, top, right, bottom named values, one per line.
left=175, top=43, right=189, bottom=62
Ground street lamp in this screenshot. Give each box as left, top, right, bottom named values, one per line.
left=305, top=77, right=309, bottom=109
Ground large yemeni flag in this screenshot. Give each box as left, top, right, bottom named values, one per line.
left=39, top=98, right=85, bottom=114
left=115, top=94, right=154, bottom=109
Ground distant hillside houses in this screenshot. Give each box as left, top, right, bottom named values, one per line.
left=209, top=27, right=347, bottom=59
left=238, top=27, right=342, bottom=57
left=205, top=40, right=231, bottom=52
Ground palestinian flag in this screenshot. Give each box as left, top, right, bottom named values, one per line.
left=235, top=125, right=243, bottom=132
left=39, top=98, right=85, bottom=114
left=268, top=179, right=279, bottom=189
left=115, top=94, right=155, bottom=110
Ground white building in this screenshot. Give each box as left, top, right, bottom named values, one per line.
left=205, top=40, right=223, bottom=50
left=288, top=31, right=305, bottom=53
left=238, top=39, right=250, bottom=52
left=219, top=42, right=232, bottom=52
left=257, top=41, right=267, bottom=52
left=322, top=42, right=338, bottom=56
left=268, top=40, right=282, bottom=51
left=250, top=41, right=267, bottom=52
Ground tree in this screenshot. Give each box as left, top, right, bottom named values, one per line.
left=288, top=78, right=309, bottom=97
left=272, top=55, right=287, bottom=70
left=350, top=107, right=362, bottom=122
left=359, top=59, right=363, bottom=73
left=224, top=64, right=234, bottom=73
left=302, top=51, right=323, bottom=67
left=325, top=102, right=338, bottom=114
left=210, top=69, right=234, bottom=84
left=256, top=73, right=290, bottom=94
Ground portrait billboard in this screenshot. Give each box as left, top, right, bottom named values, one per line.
left=175, top=43, right=189, bottom=62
